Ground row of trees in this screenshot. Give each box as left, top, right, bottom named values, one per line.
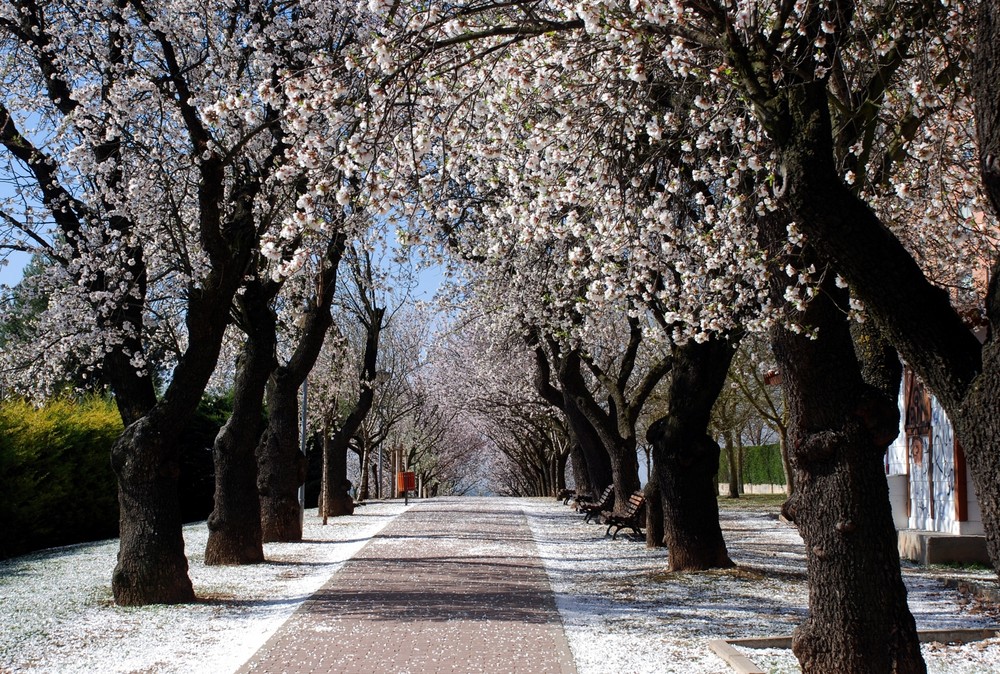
left=1, top=1, right=998, bottom=672
left=0, top=0, right=469, bottom=608
left=306, top=3, right=992, bottom=673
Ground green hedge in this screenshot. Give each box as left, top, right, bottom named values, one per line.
left=0, top=397, right=123, bottom=559
left=0, top=394, right=229, bottom=559
left=718, top=443, right=785, bottom=486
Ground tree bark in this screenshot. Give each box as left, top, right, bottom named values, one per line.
left=568, top=443, right=592, bottom=497
left=963, top=0, right=1000, bottom=576
left=205, top=280, right=275, bottom=565
left=357, top=443, right=371, bottom=501
left=761, top=210, right=923, bottom=672
left=606, top=437, right=642, bottom=507
left=646, top=336, right=736, bottom=571
left=528, top=338, right=614, bottom=496
left=644, top=475, right=665, bottom=548
left=258, top=369, right=308, bottom=541
left=110, top=413, right=195, bottom=605
left=561, top=388, right=614, bottom=494
left=558, top=350, right=638, bottom=506
left=851, top=321, right=904, bottom=402
left=555, top=448, right=569, bottom=493
left=320, top=305, right=384, bottom=517
left=724, top=431, right=740, bottom=498
left=778, top=433, right=794, bottom=497
left=257, top=233, right=347, bottom=542
left=321, top=430, right=355, bottom=519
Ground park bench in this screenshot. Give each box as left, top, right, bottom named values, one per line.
left=603, top=490, right=645, bottom=540
left=578, top=484, right=615, bottom=523
left=556, top=488, right=576, bottom=504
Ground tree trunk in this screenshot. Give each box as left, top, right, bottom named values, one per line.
left=779, top=433, right=794, bottom=497
left=358, top=444, right=371, bottom=501
left=647, top=336, right=736, bottom=571
left=569, top=444, right=594, bottom=494
left=258, top=370, right=306, bottom=542
left=320, top=305, right=384, bottom=516
left=255, top=233, right=347, bottom=542
left=965, top=0, right=1000, bottom=575
left=528, top=337, right=611, bottom=498
left=774, top=300, right=923, bottom=671
left=644, top=475, right=665, bottom=548
left=556, top=449, right=569, bottom=493
left=205, top=364, right=268, bottom=563
left=321, top=430, right=355, bottom=518
left=772, top=78, right=1000, bottom=575
left=109, top=167, right=256, bottom=603
left=606, top=437, right=642, bottom=509
left=110, top=414, right=195, bottom=605
left=762, top=208, right=923, bottom=672
left=205, top=281, right=274, bottom=565
left=562, top=392, right=614, bottom=495
left=724, top=431, right=740, bottom=498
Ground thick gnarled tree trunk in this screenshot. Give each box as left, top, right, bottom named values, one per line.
left=773, top=289, right=923, bottom=672
left=258, top=370, right=308, bottom=542
left=646, top=336, right=735, bottom=571
left=760, top=197, right=923, bottom=672
left=111, top=414, right=195, bottom=605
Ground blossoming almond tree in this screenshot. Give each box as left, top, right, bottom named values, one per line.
left=359, top=12, right=759, bottom=566
left=222, top=1, right=994, bottom=669
left=0, top=0, right=304, bottom=604
left=343, top=3, right=999, bottom=671
left=421, top=307, right=574, bottom=497
left=0, top=0, right=384, bottom=599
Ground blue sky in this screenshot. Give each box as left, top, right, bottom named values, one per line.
left=0, top=250, right=31, bottom=288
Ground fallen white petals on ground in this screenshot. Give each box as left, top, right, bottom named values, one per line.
left=3, top=497, right=999, bottom=674
left=522, top=497, right=1000, bottom=674
left=0, top=503, right=408, bottom=674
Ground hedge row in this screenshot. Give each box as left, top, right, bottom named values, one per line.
left=0, top=395, right=227, bottom=560
left=718, top=443, right=785, bottom=486
left=0, top=397, right=122, bottom=559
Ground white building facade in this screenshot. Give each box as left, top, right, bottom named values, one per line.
left=885, top=369, right=983, bottom=536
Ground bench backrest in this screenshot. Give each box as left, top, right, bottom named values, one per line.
left=596, top=484, right=615, bottom=507
left=625, top=491, right=645, bottom=515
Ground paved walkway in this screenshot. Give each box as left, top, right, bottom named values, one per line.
left=236, top=497, right=577, bottom=674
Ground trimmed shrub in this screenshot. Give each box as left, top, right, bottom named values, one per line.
left=717, top=443, right=784, bottom=486
left=0, top=397, right=122, bottom=559
left=741, top=443, right=784, bottom=485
